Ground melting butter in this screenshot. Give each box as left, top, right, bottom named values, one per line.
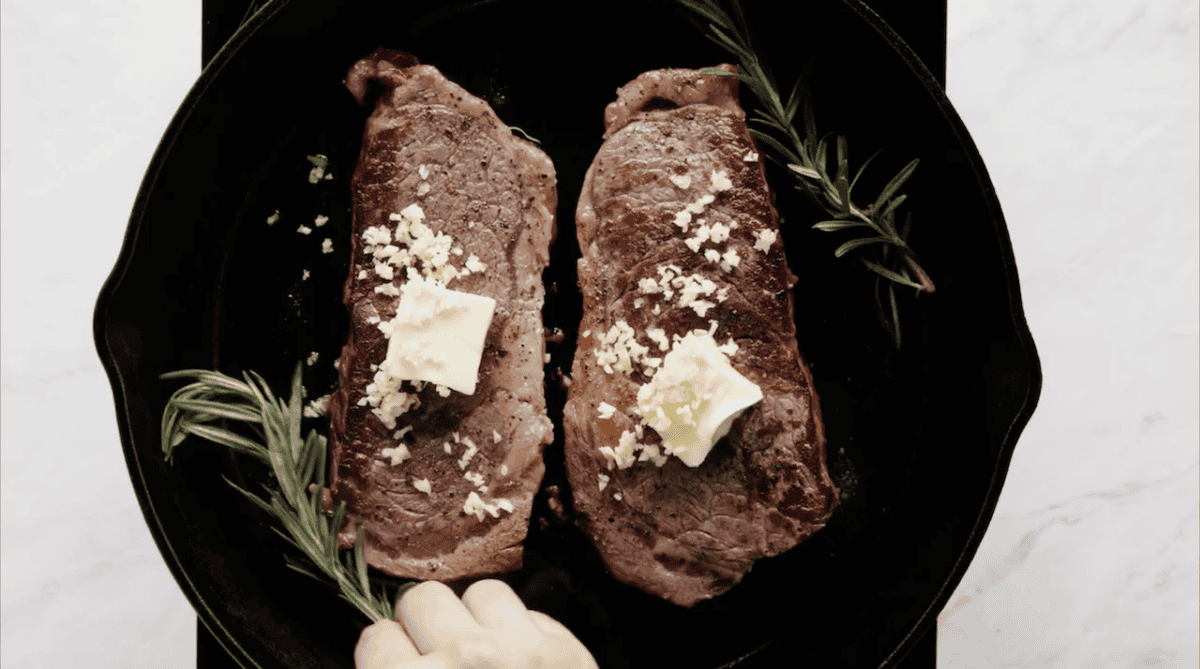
left=635, top=331, right=762, bottom=467
left=380, top=276, right=495, bottom=395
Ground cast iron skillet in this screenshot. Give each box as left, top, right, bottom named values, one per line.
left=93, top=0, right=1042, bottom=666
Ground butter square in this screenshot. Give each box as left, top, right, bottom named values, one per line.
left=380, top=278, right=496, bottom=395
left=636, top=332, right=763, bottom=467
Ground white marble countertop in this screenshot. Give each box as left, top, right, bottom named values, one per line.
left=2, top=0, right=1195, bottom=667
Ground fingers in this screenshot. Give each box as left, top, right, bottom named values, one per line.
left=461, top=579, right=537, bottom=633
left=527, top=610, right=574, bottom=640
left=387, top=579, right=599, bottom=669
left=354, top=620, right=421, bottom=669
left=389, top=652, right=454, bottom=669
left=396, top=581, right=480, bottom=654
left=529, top=611, right=600, bottom=669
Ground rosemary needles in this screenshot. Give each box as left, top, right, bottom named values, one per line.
left=674, top=0, right=935, bottom=347
left=160, top=363, right=408, bottom=622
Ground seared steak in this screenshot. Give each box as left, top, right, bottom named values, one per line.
left=563, top=65, right=838, bottom=607
left=326, top=49, right=556, bottom=581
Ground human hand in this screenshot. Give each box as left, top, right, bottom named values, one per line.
left=354, top=579, right=599, bottom=669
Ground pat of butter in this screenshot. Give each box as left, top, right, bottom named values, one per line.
left=380, top=277, right=495, bottom=395
left=635, top=332, right=762, bottom=467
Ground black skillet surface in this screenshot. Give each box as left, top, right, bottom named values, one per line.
left=94, top=0, right=1041, bottom=667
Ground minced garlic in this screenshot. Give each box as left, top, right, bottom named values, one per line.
left=306, top=154, right=328, bottom=183
left=753, top=229, right=777, bottom=252
left=303, top=394, right=330, bottom=418
left=362, top=369, right=420, bottom=429
left=464, top=470, right=486, bottom=489
left=593, top=320, right=651, bottom=375
left=710, top=168, right=733, bottom=191
left=462, top=492, right=515, bottom=521
left=668, top=174, right=692, bottom=190
left=456, top=437, right=478, bottom=470
left=380, top=443, right=410, bottom=466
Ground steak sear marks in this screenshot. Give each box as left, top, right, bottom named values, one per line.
left=564, top=65, right=838, bottom=607
left=327, top=50, right=556, bottom=582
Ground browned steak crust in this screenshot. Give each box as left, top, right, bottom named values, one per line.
left=327, top=50, right=556, bottom=581
left=563, top=65, right=838, bottom=607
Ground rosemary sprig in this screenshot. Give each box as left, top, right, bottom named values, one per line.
left=160, top=363, right=410, bottom=622
left=675, top=0, right=935, bottom=347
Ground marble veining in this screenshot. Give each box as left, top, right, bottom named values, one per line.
left=1, top=0, right=1195, bottom=667
left=939, top=0, right=1198, bottom=666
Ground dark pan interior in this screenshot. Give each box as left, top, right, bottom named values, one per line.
left=94, top=0, right=1042, bottom=667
